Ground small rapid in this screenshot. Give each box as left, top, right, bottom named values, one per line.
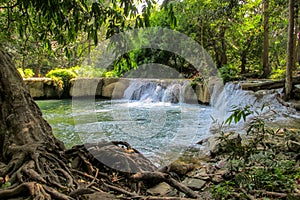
left=73, top=79, right=211, bottom=166
left=38, top=79, right=300, bottom=167
left=123, top=79, right=197, bottom=104
left=210, top=82, right=300, bottom=130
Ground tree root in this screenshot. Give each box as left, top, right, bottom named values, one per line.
left=131, top=172, right=202, bottom=199
left=0, top=143, right=206, bottom=199
left=251, top=189, right=300, bottom=198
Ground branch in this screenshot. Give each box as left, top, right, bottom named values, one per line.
left=0, top=182, right=36, bottom=198
left=0, top=2, right=19, bottom=9
left=251, top=190, right=300, bottom=198
left=131, top=172, right=202, bottom=199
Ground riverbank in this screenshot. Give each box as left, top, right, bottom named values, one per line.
left=24, top=77, right=211, bottom=104
left=31, top=77, right=300, bottom=199
left=59, top=117, right=300, bottom=200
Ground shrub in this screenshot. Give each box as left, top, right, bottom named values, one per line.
left=46, top=68, right=77, bottom=96
left=270, top=68, right=285, bottom=80
left=74, top=65, right=105, bottom=77
left=211, top=105, right=300, bottom=198
left=17, top=68, right=35, bottom=78
left=46, top=68, right=77, bottom=84
left=104, top=70, right=120, bottom=78
left=219, top=64, right=239, bottom=83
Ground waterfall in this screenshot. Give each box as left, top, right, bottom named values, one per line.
left=210, top=82, right=299, bottom=125
left=123, top=79, right=197, bottom=103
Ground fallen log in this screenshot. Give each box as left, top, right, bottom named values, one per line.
left=240, top=76, right=300, bottom=92
left=275, top=93, right=300, bottom=111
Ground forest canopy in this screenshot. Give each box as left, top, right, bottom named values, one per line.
left=1, top=0, right=299, bottom=83
left=0, top=0, right=300, bottom=199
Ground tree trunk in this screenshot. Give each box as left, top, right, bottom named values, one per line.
left=220, top=27, right=228, bottom=67
left=0, top=44, right=72, bottom=199
left=87, top=39, right=92, bottom=66
left=262, top=0, right=271, bottom=78
left=285, top=0, right=295, bottom=100
left=241, top=76, right=300, bottom=91
left=293, top=0, right=299, bottom=70
left=240, top=51, right=247, bottom=74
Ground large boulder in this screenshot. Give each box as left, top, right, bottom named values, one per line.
left=69, top=78, right=103, bottom=97
left=102, top=78, right=130, bottom=99
left=24, top=78, right=59, bottom=99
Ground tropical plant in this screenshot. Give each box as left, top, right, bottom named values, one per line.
left=212, top=105, right=300, bottom=199
left=17, top=68, right=35, bottom=78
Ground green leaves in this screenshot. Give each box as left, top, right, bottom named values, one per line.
left=225, top=105, right=253, bottom=125
left=213, top=105, right=300, bottom=198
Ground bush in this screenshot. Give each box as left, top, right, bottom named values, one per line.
left=46, top=68, right=77, bottom=84
left=219, top=64, right=239, bottom=83
left=104, top=70, right=120, bottom=78
left=17, top=68, right=24, bottom=77
left=46, top=68, right=77, bottom=95
left=74, top=65, right=105, bottom=77
left=211, top=105, right=300, bottom=198
left=270, top=68, right=285, bottom=80
left=17, top=68, right=35, bottom=78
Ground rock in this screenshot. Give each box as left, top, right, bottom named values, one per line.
left=212, top=174, right=223, bottom=183
left=111, top=79, right=130, bottom=99
left=101, top=78, right=130, bottom=98
left=287, top=140, right=300, bottom=152
left=102, top=82, right=117, bottom=98
left=168, top=162, right=195, bottom=176
left=198, top=190, right=213, bottom=200
left=86, top=141, right=157, bottom=173
left=24, top=78, right=58, bottom=98
left=184, top=84, right=198, bottom=104
left=195, top=82, right=210, bottom=104
left=187, top=168, right=210, bottom=180
left=69, top=78, right=103, bottom=97
left=215, top=159, right=227, bottom=169
left=182, top=177, right=206, bottom=190
left=84, top=191, right=120, bottom=200
left=146, top=182, right=173, bottom=196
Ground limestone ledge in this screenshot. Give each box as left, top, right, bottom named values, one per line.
left=24, top=77, right=211, bottom=104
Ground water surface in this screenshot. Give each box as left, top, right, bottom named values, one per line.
left=37, top=99, right=212, bottom=166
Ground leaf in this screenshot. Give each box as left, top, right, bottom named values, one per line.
left=2, top=182, right=11, bottom=189
left=4, top=175, right=9, bottom=182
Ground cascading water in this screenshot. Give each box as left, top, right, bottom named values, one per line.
left=210, top=82, right=300, bottom=130
left=123, top=79, right=197, bottom=104
left=40, top=78, right=300, bottom=167
left=75, top=79, right=211, bottom=166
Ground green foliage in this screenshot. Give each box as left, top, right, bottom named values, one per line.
left=270, top=68, right=286, bottom=80
left=46, top=68, right=77, bottom=84
left=219, top=64, right=240, bottom=83
left=0, top=0, right=154, bottom=76
left=190, top=76, right=203, bottom=88
left=211, top=181, right=239, bottom=200
left=46, top=68, right=77, bottom=94
left=75, top=65, right=105, bottom=78
left=104, top=70, right=120, bottom=78
left=17, top=68, right=35, bottom=78
left=212, top=105, right=300, bottom=198
left=17, top=68, right=24, bottom=77
left=1, top=182, right=11, bottom=189
left=225, top=105, right=253, bottom=125
left=23, top=68, right=35, bottom=78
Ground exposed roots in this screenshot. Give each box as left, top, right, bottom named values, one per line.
left=0, top=143, right=205, bottom=199
left=0, top=143, right=78, bottom=199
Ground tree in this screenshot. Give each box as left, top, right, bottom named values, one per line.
left=285, top=0, right=296, bottom=100
left=262, top=0, right=271, bottom=78
left=0, top=0, right=152, bottom=199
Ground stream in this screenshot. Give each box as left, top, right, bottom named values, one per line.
left=36, top=80, right=300, bottom=167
